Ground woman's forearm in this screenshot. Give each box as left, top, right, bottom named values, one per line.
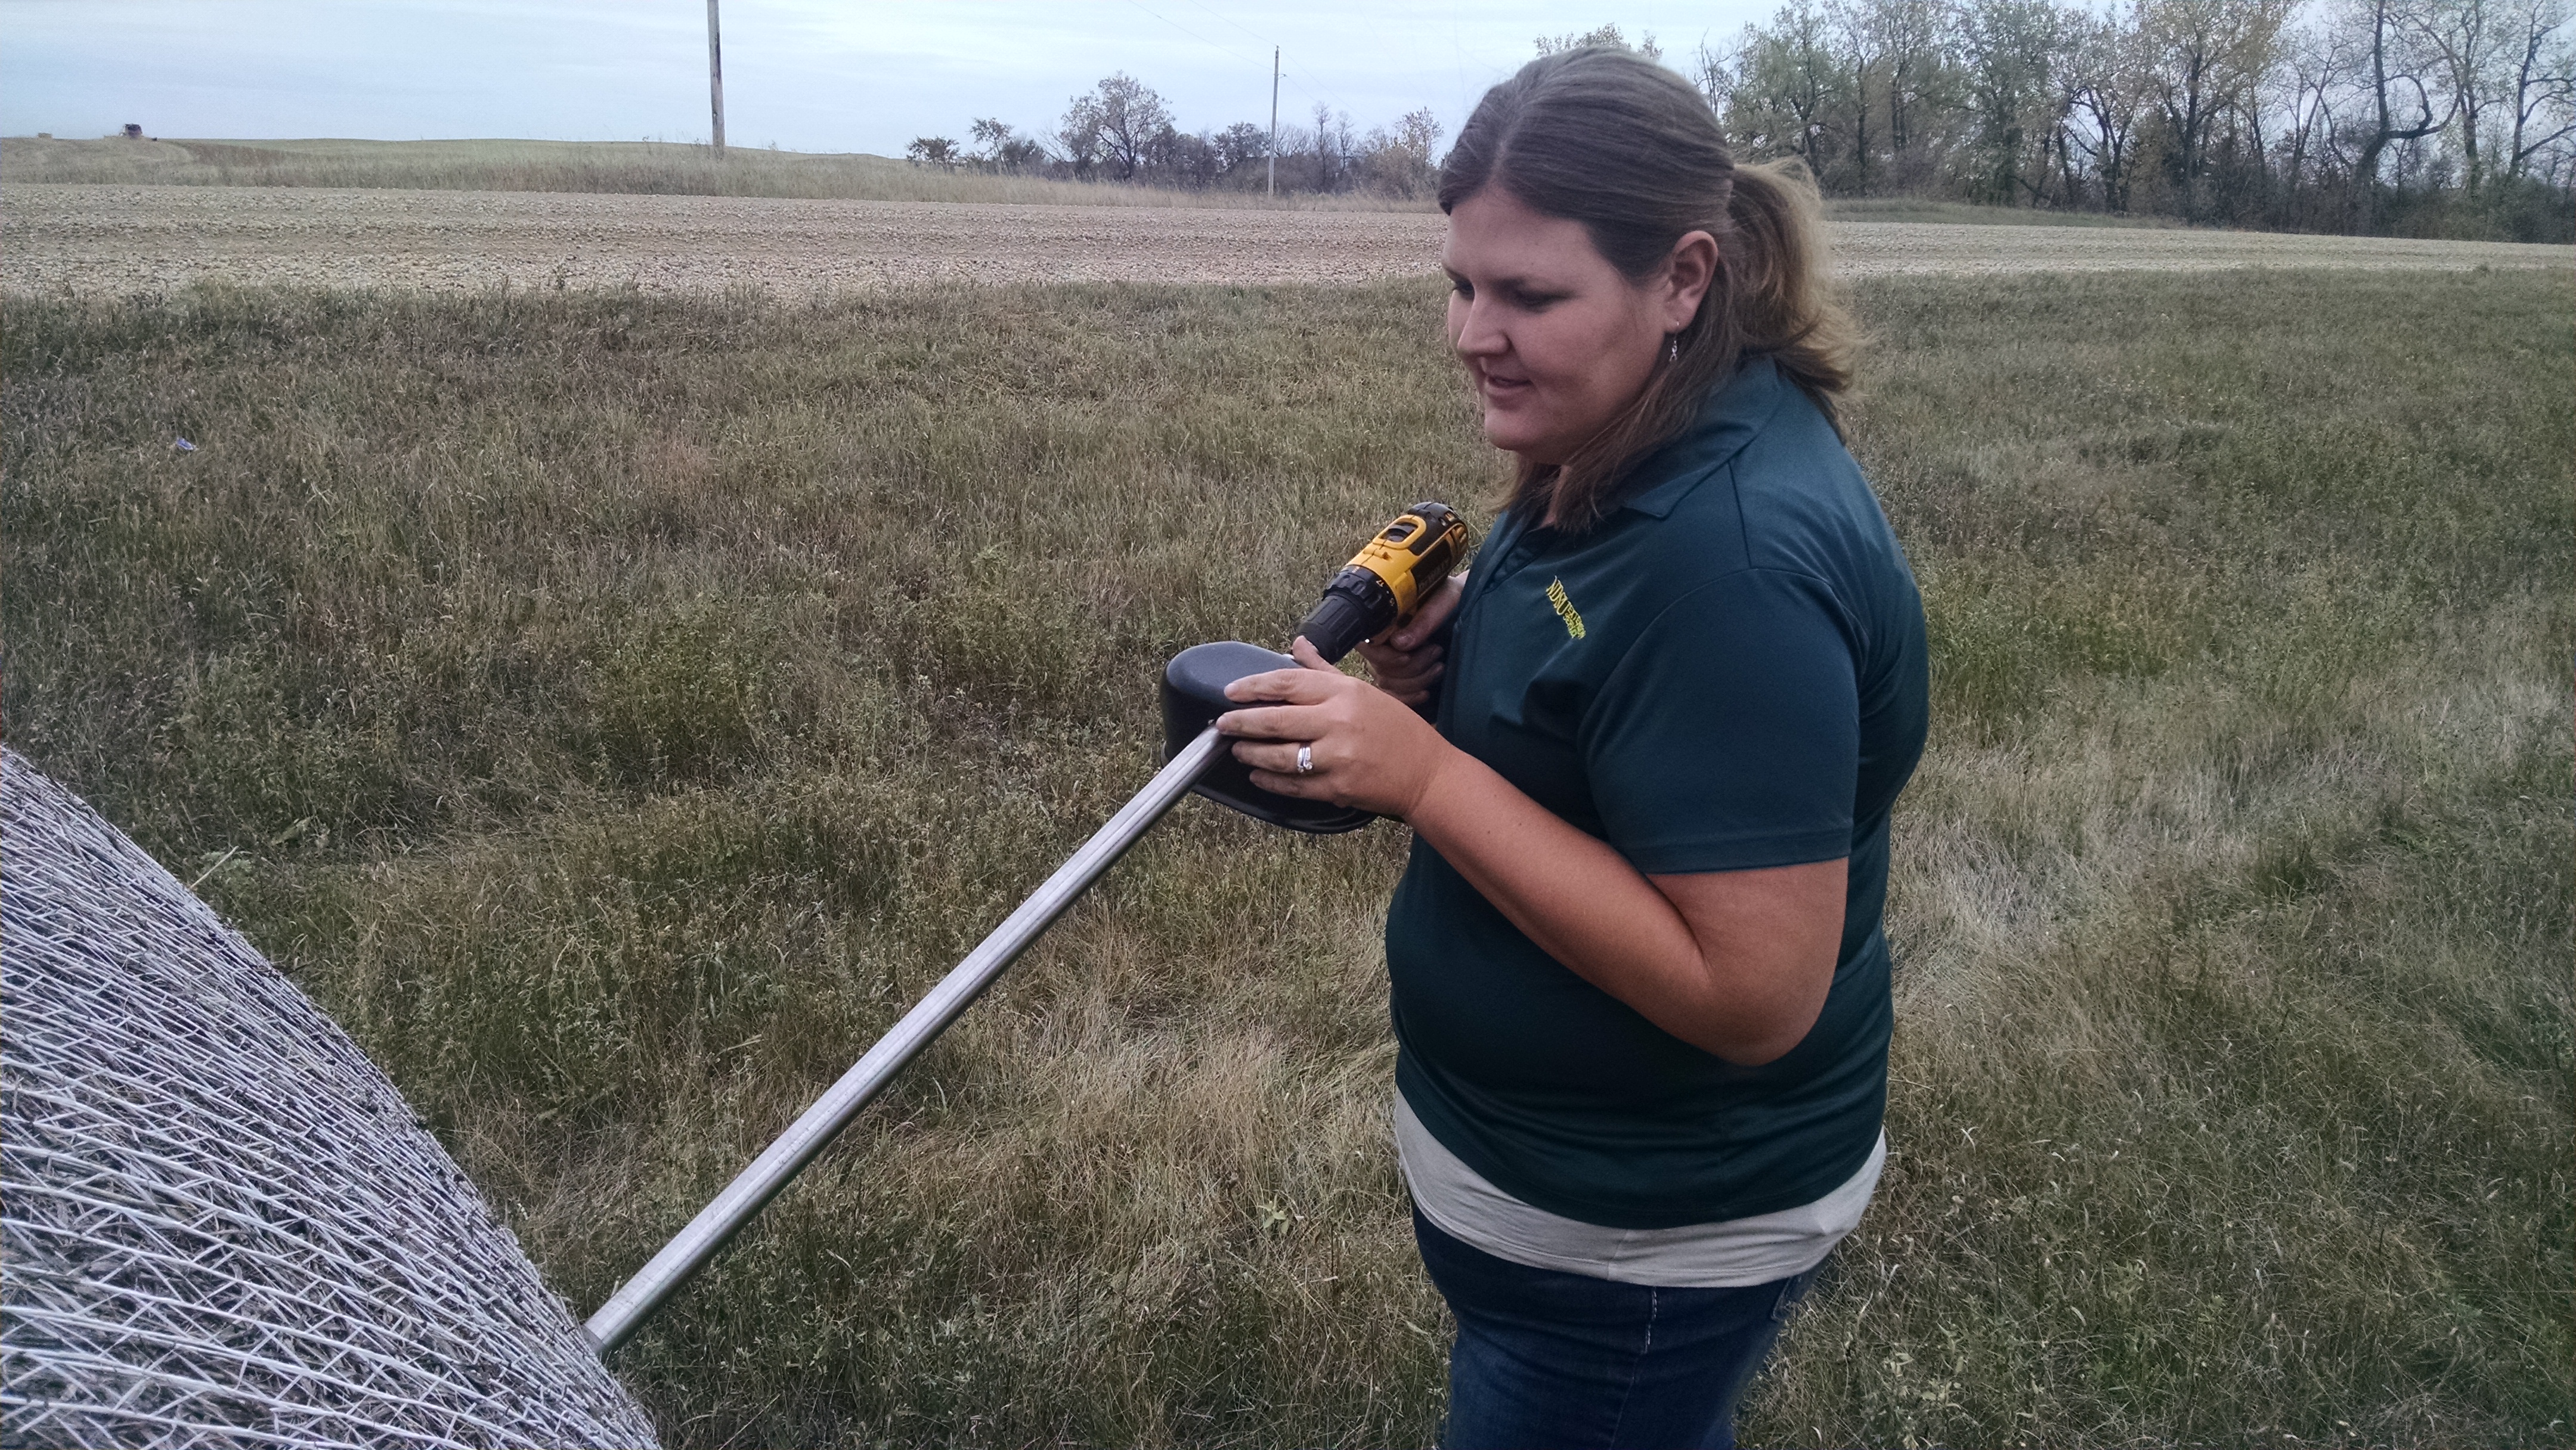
left=1404, top=742, right=1839, bottom=1065
left=1215, top=643, right=1840, bottom=1062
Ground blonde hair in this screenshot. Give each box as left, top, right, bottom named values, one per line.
left=1439, top=48, right=1857, bottom=532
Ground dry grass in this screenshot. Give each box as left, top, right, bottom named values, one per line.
left=3, top=269, right=2566, bottom=1446
left=0, top=136, right=1431, bottom=211
left=2, top=137, right=2168, bottom=227
left=1822, top=197, right=2181, bottom=228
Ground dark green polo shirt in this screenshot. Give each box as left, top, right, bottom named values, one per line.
left=1386, top=358, right=1928, bottom=1230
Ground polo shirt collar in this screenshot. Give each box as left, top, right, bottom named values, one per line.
left=1620, top=357, right=1792, bottom=519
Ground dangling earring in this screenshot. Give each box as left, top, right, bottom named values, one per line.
left=1666, top=334, right=1680, bottom=364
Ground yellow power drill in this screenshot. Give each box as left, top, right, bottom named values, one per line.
left=1293, top=502, right=1472, bottom=664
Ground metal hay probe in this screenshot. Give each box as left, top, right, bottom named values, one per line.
left=584, top=503, right=1469, bottom=1354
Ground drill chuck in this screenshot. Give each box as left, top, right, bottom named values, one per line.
left=1298, top=571, right=1399, bottom=663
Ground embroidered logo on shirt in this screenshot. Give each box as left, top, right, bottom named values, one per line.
left=1545, top=577, right=1586, bottom=639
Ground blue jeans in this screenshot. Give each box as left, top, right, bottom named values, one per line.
left=1414, top=1206, right=1818, bottom=1450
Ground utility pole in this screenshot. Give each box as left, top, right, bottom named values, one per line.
left=707, top=0, right=726, bottom=157
left=1267, top=46, right=1279, bottom=198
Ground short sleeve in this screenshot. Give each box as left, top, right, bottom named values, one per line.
left=1580, top=569, right=1859, bottom=875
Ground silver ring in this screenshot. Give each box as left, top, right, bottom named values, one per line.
left=1296, top=744, right=1315, bottom=775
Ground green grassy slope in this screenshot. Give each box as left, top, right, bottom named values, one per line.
left=4, top=269, right=2568, bottom=1446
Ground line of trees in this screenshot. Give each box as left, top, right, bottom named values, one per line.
left=1702, top=0, right=2575, bottom=239
left=908, top=73, right=1445, bottom=199
left=903, top=2, right=2572, bottom=240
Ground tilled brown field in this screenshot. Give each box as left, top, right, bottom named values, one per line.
left=5, top=182, right=2568, bottom=294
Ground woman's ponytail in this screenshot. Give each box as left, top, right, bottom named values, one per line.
left=1721, top=159, right=1855, bottom=433
left=1440, top=48, right=1857, bottom=531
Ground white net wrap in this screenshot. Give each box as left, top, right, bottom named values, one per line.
left=1, top=749, right=660, bottom=1448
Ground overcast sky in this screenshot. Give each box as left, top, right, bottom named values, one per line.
left=3, top=1, right=1775, bottom=157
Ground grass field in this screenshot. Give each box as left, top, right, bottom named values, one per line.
left=5, top=136, right=2170, bottom=227
left=4, top=268, right=2568, bottom=1447
left=0, top=136, right=1428, bottom=210
left=1820, top=197, right=2178, bottom=228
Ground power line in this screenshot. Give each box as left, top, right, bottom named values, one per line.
left=1178, top=0, right=1354, bottom=113
left=1118, top=0, right=1341, bottom=120
left=1122, top=0, right=1265, bottom=76
left=1178, top=0, right=1351, bottom=110
left=1181, top=0, right=1275, bottom=51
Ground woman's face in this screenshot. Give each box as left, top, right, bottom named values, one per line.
left=1442, top=187, right=1716, bottom=469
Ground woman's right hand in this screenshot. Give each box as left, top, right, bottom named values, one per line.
left=1354, top=572, right=1466, bottom=708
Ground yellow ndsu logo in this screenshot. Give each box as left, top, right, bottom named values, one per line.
left=1545, top=577, right=1586, bottom=639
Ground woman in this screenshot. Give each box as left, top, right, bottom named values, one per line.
left=1219, top=47, right=1927, bottom=1450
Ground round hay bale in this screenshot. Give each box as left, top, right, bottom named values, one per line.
left=1, top=749, right=660, bottom=1448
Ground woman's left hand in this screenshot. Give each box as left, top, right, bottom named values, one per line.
left=1217, top=637, right=1455, bottom=819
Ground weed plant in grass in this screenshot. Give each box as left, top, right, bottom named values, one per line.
left=4, top=269, right=2567, bottom=1447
